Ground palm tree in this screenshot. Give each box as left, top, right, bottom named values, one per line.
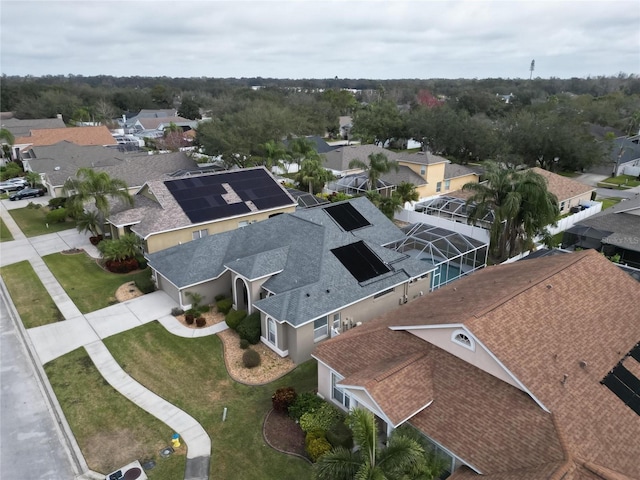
left=314, top=408, right=424, bottom=480
left=295, top=157, right=334, bottom=195
left=75, top=210, right=101, bottom=238
left=63, top=168, right=133, bottom=235
left=380, top=194, right=403, bottom=220
left=462, top=162, right=559, bottom=262
left=348, top=153, right=399, bottom=193
left=260, top=140, right=287, bottom=172
left=0, top=128, right=15, bottom=159
left=394, top=182, right=419, bottom=205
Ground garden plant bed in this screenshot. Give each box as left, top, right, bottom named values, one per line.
left=115, top=282, right=144, bottom=302
left=263, top=409, right=309, bottom=462
left=217, top=329, right=296, bottom=385
left=174, top=307, right=225, bottom=329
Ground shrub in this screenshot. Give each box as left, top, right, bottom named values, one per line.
left=242, top=349, right=261, bottom=368
left=326, top=420, right=353, bottom=449
left=225, top=309, right=247, bottom=330
left=46, top=207, right=68, bottom=223
left=195, top=317, right=206, bottom=328
left=305, top=436, right=332, bottom=462
left=27, top=202, right=41, bottom=209
left=216, top=298, right=233, bottom=315
left=288, top=392, right=324, bottom=421
left=272, top=387, right=297, bottom=412
left=105, top=258, right=139, bottom=273
left=134, top=271, right=155, bottom=293
left=171, top=307, right=184, bottom=316
left=239, top=338, right=250, bottom=349
left=48, top=197, right=67, bottom=210
left=237, top=311, right=261, bottom=344
left=299, top=403, right=344, bottom=433
left=135, top=255, right=148, bottom=270
left=199, top=305, right=210, bottom=314
left=214, top=294, right=227, bottom=302
left=305, top=429, right=326, bottom=448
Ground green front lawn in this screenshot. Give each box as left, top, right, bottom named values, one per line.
left=8, top=205, right=75, bottom=237
left=0, top=217, right=13, bottom=241
left=45, top=348, right=185, bottom=478
left=0, top=260, right=63, bottom=327
left=103, top=322, right=316, bottom=480
left=600, top=197, right=622, bottom=210
left=600, top=174, right=640, bottom=188
left=43, top=252, right=151, bottom=313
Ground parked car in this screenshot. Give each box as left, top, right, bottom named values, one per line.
left=9, top=187, right=45, bottom=201
left=0, top=180, right=27, bottom=193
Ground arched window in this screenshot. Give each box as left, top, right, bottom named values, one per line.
left=451, top=329, right=475, bottom=351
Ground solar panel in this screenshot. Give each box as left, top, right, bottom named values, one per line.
left=630, top=343, right=640, bottom=362
left=164, top=169, right=292, bottom=223
left=332, top=241, right=390, bottom=282
left=602, top=358, right=640, bottom=416
left=325, top=203, right=371, bottom=231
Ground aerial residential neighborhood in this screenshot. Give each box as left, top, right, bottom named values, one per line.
left=2, top=3, right=640, bottom=480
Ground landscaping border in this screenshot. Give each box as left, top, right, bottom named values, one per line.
left=262, top=408, right=312, bottom=464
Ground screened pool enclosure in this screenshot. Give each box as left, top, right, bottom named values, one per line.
left=389, top=223, right=488, bottom=290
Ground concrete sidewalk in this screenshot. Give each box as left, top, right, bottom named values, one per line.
left=85, top=341, right=211, bottom=478
left=2, top=200, right=216, bottom=480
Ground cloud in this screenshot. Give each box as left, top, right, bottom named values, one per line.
left=1, top=0, right=638, bottom=79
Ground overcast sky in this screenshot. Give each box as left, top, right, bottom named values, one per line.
left=1, top=0, right=639, bottom=80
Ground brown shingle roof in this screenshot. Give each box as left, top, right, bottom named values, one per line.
left=14, top=126, right=117, bottom=147
left=530, top=167, right=594, bottom=202
left=315, top=250, right=640, bottom=478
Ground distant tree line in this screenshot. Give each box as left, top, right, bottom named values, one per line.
left=2, top=73, right=639, bottom=173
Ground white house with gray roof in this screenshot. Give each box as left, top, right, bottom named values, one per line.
left=147, top=196, right=436, bottom=363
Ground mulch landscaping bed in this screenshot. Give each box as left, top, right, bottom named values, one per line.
left=263, top=409, right=309, bottom=462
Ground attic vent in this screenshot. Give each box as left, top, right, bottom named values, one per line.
left=54, top=166, right=61, bottom=171
left=451, top=329, right=474, bottom=351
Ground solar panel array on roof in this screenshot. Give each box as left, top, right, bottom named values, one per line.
left=165, top=169, right=293, bottom=223
left=332, top=241, right=390, bottom=282
left=325, top=202, right=371, bottom=231
left=601, top=343, right=640, bottom=416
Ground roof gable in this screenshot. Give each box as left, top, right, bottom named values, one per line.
left=530, top=167, right=594, bottom=201
left=14, top=125, right=117, bottom=147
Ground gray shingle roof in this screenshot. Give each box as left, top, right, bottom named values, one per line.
left=577, top=196, right=640, bottom=251
left=444, top=163, right=481, bottom=180
left=396, top=151, right=449, bottom=166
left=380, top=165, right=427, bottom=186
left=322, top=144, right=401, bottom=172
left=1, top=117, right=66, bottom=137
left=26, top=142, right=197, bottom=188
left=147, top=197, right=435, bottom=327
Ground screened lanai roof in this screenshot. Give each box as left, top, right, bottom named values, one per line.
left=394, top=223, right=487, bottom=261
left=388, top=223, right=488, bottom=289
left=415, top=196, right=494, bottom=228
left=326, top=173, right=395, bottom=196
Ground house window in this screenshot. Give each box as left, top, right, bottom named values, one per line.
left=332, top=373, right=351, bottom=409
left=192, top=229, right=208, bottom=240
left=451, top=329, right=475, bottom=351
left=314, top=316, right=328, bottom=342
left=267, top=317, right=276, bottom=344
left=560, top=201, right=565, bottom=211
left=436, top=182, right=442, bottom=193
left=444, top=179, right=451, bottom=191
left=420, top=165, right=426, bottom=175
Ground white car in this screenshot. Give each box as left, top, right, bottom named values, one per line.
left=0, top=179, right=28, bottom=193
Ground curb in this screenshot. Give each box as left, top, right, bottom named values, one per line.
left=0, top=277, right=93, bottom=479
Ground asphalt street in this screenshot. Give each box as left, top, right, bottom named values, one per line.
left=0, top=291, right=78, bottom=480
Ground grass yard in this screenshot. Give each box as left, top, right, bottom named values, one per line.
left=8, top=205, right=76, bottom=237
left=43, top=252, right=152, bottom=313
left=0, top=217, right=13, bottom=241
left=600, top=197, right=622, bottom=210
left=0, top=260, right=63, bottom=327
left=44, top=348, right=185, bottom=478
left=104, top=322, right=316, bottom=480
